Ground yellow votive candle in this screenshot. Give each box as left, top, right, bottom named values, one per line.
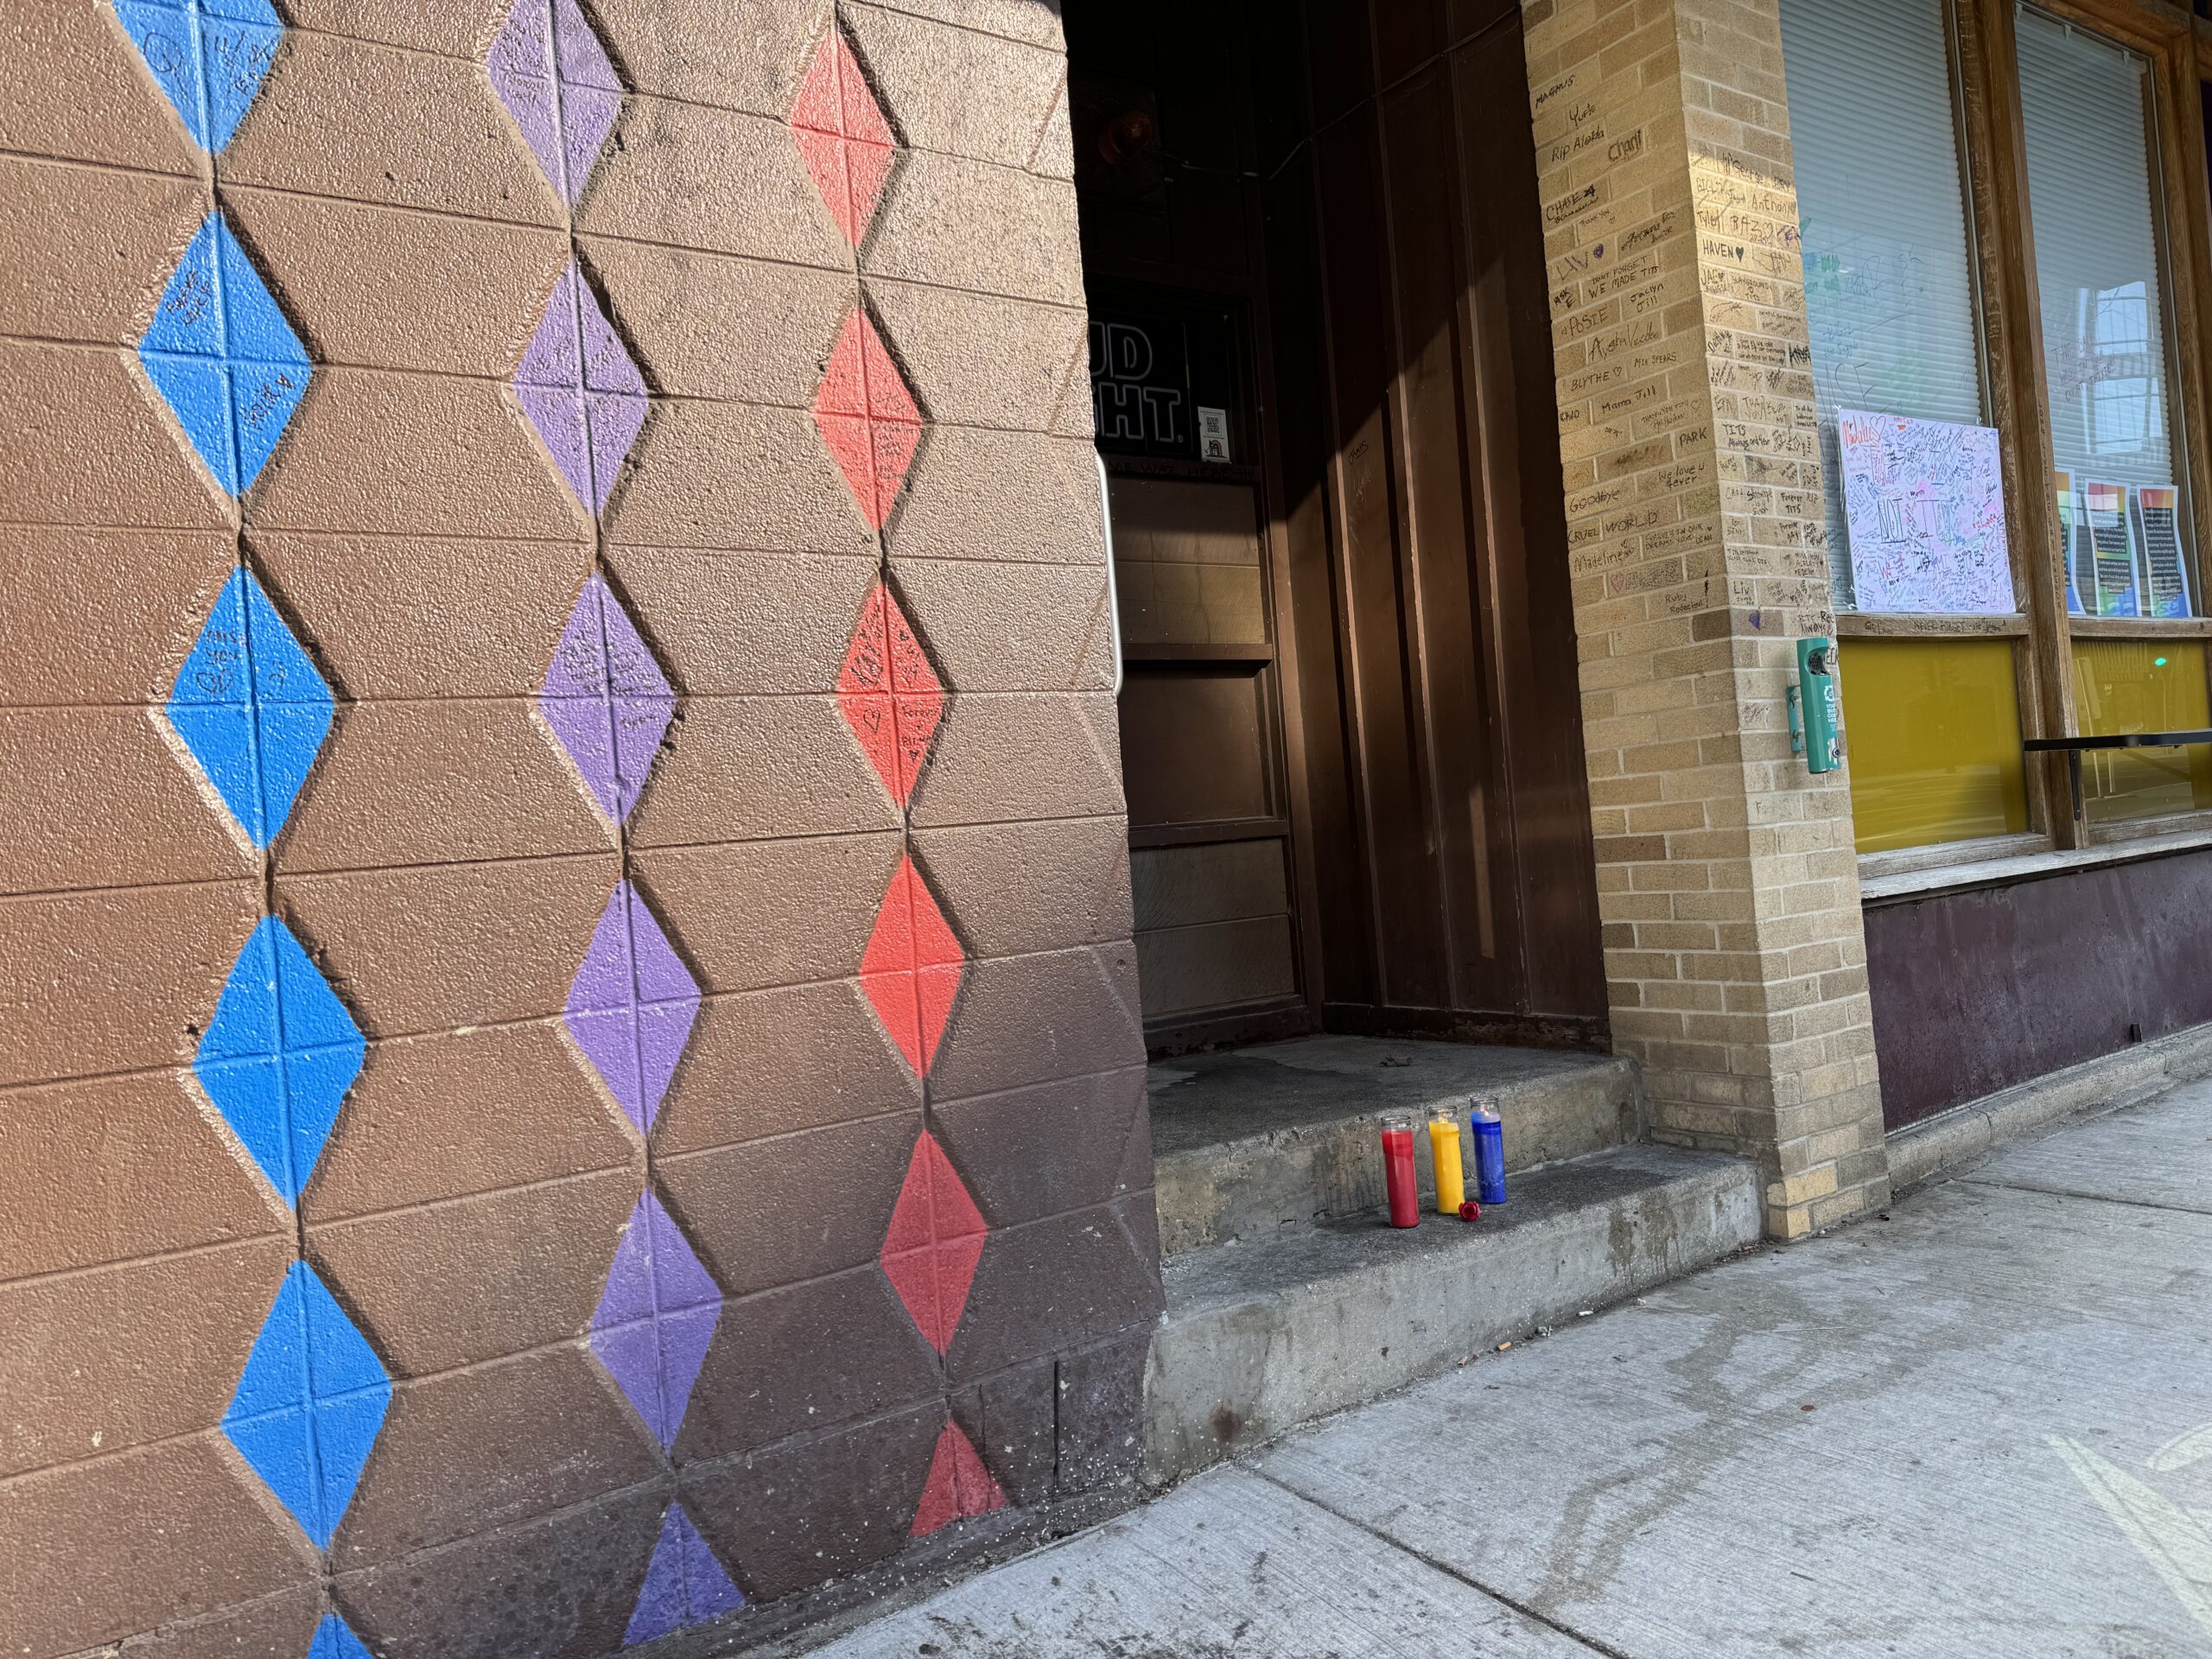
left=1428, top=1112, right=1465, bottom=1215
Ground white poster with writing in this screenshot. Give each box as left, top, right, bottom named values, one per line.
left=1837, top=410, right=2013, bottom=614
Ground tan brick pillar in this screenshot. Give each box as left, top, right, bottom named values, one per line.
left=1520, top=0, right=1889, bottom=1237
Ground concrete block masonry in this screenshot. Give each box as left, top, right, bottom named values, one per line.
left=0, top=2, right=1148, bottom=1653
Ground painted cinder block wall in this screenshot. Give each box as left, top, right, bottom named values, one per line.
left=0, top=2, right=1160, bottom=1655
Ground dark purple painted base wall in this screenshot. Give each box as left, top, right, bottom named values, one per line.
left=1864, top=846, right=2212, bottom=1130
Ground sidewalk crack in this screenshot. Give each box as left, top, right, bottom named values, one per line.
left=1245, top=1466, right=1636, bottom=1658
left=1955, top=1177, right=2212, bottom=1219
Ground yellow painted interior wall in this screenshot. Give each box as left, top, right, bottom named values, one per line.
left=1839, top=638, right=2029, bottom=854
left=2072, top=640, right=2212, bottom=823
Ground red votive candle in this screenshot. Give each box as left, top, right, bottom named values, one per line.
left=1381, top=1116, right=1420, bottom=1228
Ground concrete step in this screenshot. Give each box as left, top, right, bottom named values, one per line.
left=1141, top=1141, right=1761, bottom=1483
left=1147, top=1036, right=1645, bottom=1255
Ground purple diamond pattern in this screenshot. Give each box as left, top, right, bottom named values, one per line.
left=540, top=573, right=674, bottom=825
left=590, top=1189, right=721, bottom=1451
left=516, top=260, right=648, bottom=514
left=625, top=1502, right=746, bottom=1645
left=565, top=880, right=700, bottom=1136
left=487, top=0, right=621, bottom=204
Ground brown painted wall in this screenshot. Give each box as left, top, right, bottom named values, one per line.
left=1865, top=848, right=2212, bottom=1129
left=0, top=3, right=1160, bottom=1655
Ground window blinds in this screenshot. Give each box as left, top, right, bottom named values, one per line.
left=2017, top=8, right=2177, bottom=497
left=1778, top=0, right=1984, bottom=608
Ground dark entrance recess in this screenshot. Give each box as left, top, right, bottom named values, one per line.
left=1067, top=0, right=1609, bottom=1055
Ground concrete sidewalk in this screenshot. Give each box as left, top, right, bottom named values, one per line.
left=803, top=1082, right=2212, bottom=1657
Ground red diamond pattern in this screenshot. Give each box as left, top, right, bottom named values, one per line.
left=814, top=308, right=921, bottom=531
left=791, top=25, right=896, bottom=246
left=879, top=1129, right=985, bottom=1356
left=910, top=1419, right=1006, bottom=1537
left=839, top=580, right=943, bottom=808
left=861, top=854, right=963, bottom=1080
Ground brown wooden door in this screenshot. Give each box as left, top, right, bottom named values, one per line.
left=1086, top=283, right=1309, bottom=1049
left=1111, top=467, right=1303, bottom=1041
left=1260, top=0, right=1609, bottom=1044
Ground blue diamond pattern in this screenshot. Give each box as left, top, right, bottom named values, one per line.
left=114, top=0, right=284, bottom=155
left=196, top=915, right=365, bottom=1206
left=625, top=1502, right=746, bottom=1645
left=222, top=1261, right=391, bottom=1550
left=167, top=567, right=334, bottom=848
left=140, top=212, right=311, bottom=495
left=308, top=1614, right=374, bottom=1659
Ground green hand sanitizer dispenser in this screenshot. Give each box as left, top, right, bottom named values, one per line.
left=1797, top=638, right=1841, bottom=774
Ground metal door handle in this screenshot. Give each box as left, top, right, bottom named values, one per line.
left=1096, top=452, right=1123, bottom=697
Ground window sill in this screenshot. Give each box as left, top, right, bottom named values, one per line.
left=1857, top=832, right=2049, bottom=881
left=1859, top=822, right=2212, bottom=906
left=1834, top=611, right=2029, bottom=638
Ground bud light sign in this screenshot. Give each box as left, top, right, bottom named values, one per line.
left=1090, top=314, right=1192, bottom=459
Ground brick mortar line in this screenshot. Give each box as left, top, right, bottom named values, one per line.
left=1, top=1229, right=284, bottom=1303
left=89, top=13, right=1073, bottom=167
left=4, top=330, right=1094, bottom=425
left=0, top=686, right=1123, bottom=714
left=0, top=523, right=1111, bottom=569
left=841, top=0, right=1066, bottom=60
left=0, top=943, right=1141, bottom=1098
left=2, top=64, right=1075, bottom=188
left=0, top=157, right=1092, bottom=316
left=0, top=805, right=1131, bottom=903
left=221, top=175, right=1083, bottom=311
left=3, top=1076, right=1154, bottom=1296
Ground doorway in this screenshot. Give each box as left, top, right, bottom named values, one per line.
left=1069, top=0, right=1607, bottom=1056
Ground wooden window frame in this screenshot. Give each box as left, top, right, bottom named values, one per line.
left=1843, top=0, right=2212, bottom=881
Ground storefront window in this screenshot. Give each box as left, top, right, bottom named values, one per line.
left=1777, top=2, right=2212, bottom=855
left=1779, top=0, right=1984, bottom=612
left=1783, top=0, right=2034, bottom=853
left=2072, top=640, right=2212, bottom=823
left=2018, top=9, right=2195, bottom=618
left=1839, top=639, right=2029, bottom=854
